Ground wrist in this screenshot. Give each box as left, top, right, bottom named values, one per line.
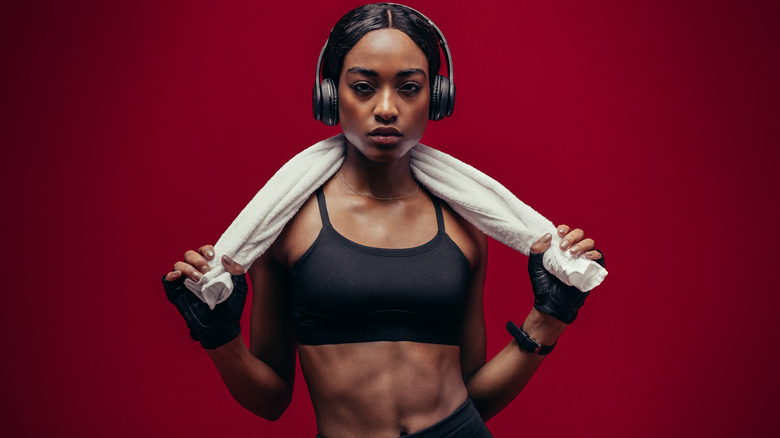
left=507, top=321, right=556, bottom=355
left=200, top=325, right=242, bottom=350
left=205, top=333, right=245, bottom=357
left=523, top=308, right=567, bottom=346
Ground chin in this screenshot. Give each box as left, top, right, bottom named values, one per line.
left=361, top=145, right=409, bottom=163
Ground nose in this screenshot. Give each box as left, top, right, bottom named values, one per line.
left=374, top=88, right=398, bottom=123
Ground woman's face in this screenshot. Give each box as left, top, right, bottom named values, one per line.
left=338, top=28, right=430, bottom=163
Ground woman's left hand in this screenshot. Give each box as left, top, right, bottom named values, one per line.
left=531, top=224, right=602, bottom=261
left=528, top=224, right=604, bottom=324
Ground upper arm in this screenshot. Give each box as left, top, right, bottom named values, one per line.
left=440, top=204, right=490, bottom=382
left=245, top=193, right=321, bottom=387
left=247, top=247, right=297, bottom=387
left=459, top=228, right=488, bottom=382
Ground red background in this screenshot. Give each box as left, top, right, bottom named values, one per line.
left=3, top=0, right=779, bottom=436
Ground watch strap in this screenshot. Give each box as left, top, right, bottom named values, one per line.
left=506, top=321, right=556, bottom=355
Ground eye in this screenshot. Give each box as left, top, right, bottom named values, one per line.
left=351, top=82, right=374, bottom=95
left=399, top=82, right=422, bottom=95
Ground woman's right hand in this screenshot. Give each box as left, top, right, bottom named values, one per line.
left=165, top=244, right=244, bottom=283
left=162, top=245, right=247, bottom=349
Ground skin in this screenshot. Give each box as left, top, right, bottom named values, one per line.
left=166, top=28, right=602, bottom=437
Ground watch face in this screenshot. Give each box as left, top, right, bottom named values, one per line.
left=523, top=337, right=542, bottom=354
left=507, top=321, right=553, bottom=355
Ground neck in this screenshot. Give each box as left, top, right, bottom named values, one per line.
left=339, top=143, right=417, bottom=199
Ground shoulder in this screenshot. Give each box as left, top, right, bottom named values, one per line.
left=268, top=191, right=323, bottom=269
left=439, top=200, right=487, bottom=271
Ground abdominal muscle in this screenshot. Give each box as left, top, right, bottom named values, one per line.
left=298, top=341, right=468, bottom=438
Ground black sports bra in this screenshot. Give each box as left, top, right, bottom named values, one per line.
left=289, top=188, right=471, bottom=345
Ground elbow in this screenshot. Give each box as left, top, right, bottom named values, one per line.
left=257, top=409, right=285, bottom=422
left=243, top=385, right=294, bottom=421
left=256, top=394, right=292, bottom=421
left=469, top=396, right=497, bottom=424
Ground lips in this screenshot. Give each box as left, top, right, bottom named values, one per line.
left=369, top=127, right=401, bottom=136
left=368, top=127, right=402, bottom=146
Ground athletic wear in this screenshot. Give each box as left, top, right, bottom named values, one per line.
left=315, top=398, right=493, bottom=438
left=162, top=273, right=247, bottom=349
left=290, top=188, right=470, bottom=345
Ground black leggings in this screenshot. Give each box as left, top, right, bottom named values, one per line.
left=316, top=398, right=493, bottom=438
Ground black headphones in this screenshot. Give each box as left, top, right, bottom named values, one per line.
left=312, top=4, right=455, bottom=126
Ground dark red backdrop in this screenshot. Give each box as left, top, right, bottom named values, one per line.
left=3, top=0, right=779, bottom=436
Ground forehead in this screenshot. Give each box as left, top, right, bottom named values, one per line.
left=342, top=28, right=428, bottom=74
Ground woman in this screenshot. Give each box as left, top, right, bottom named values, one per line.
left=163, top=4, right=604, bottom=437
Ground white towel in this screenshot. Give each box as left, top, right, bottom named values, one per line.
left=185, top=134, right=607, bottom=309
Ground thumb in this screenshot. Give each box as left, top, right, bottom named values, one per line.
left=221, top=255, right=245, bottom=275
left=530, top=233, right=552, bottom=254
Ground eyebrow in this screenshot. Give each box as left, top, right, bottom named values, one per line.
left=345, top=67, right=427, bottom=78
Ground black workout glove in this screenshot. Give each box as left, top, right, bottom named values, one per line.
left=528, top=251, right=605, bottom=324
left=162, top=273, right=248, bottom=349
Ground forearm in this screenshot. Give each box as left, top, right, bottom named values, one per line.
left=205, top=336, right=293, bottom=421
left=466, top=308, right=567, bottom=421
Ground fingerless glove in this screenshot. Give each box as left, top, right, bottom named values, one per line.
left=529, top=251, right=605, bottom=324
left=162, top=273, right=248, bottom=349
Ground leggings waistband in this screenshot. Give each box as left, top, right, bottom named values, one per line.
left=316, top=398, right=493, bottom=438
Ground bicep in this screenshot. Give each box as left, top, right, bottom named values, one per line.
left=247, top=249, right=297, bottom=385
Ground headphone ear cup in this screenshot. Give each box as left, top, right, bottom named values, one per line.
left=312, top=82, right=323, bottom=122
left=320, top=78, right=339, bottom=126
left=429, top=75, right=442, bottom=121
left=430, top=74, right=452, bottom=121
left=444, top=77, right=455, bottom=118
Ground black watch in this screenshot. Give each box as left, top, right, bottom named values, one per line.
left=506, top=321, right=556, bottom=355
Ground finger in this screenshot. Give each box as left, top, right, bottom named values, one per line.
left=585, top=250, right=603, bottom=260
left=199, top=245, right=215, bottom=260
left=556, top=224, right=570, bottom=237
left=165, top=270, right=182, bottom=282
left=560, top=228, right=584, bottom=251
left=174, top=261, right=204, bottom=282
left=569, top=238, right=595, bottom=257
left=221, top=255, right=245, bottom=275
left=184, top=249, right=211, bottom=274
left=530, top=233, right=552, bottom=254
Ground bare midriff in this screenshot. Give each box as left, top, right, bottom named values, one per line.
left=299, top=341, right=468, bottom=438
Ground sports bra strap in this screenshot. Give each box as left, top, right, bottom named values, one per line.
left=315, top=186, right=444, bottom=233
left=432, top=196, right=445, bottom=234
left=315, top=187, right=331, bottom=226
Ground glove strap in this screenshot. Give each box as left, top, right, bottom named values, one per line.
left=506, top=321, right=556, bottom=355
